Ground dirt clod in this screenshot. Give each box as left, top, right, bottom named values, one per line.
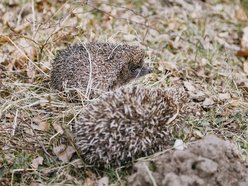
left=129, top=135, right=248, bottom=186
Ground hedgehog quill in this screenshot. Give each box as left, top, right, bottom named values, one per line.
left=51, top=42, right=151, bottom=98
left=73, top=86, right=188, bottom=167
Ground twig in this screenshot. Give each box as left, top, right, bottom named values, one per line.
left=81, top=43, right=93, bottom=99
left=108, top=44, right=121, bottom=60
left=11, top=109, right=19, bottom=136
left=143, top=162, right=158, bottom=186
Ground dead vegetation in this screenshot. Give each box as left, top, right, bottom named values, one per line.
left=0, top=0, right=248, bottom=185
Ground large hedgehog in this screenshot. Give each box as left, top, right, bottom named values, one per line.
left=51, top=42, right=151, bottom=98
left=74, top=86, right=188, bottom=167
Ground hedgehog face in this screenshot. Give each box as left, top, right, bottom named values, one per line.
left=122, top=46, right=152, bottom=78
left=113, top=62, right=152, bottom=89
left=126, top=46, right=152, bottom=77
left=130, top=66, right=153, bottom=78
left=109, top=45, right=151, bottom=89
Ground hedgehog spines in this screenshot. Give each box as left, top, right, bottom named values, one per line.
left=74, top=86, right=188, bottom=167
left=51, top=42, right=150, bottom=98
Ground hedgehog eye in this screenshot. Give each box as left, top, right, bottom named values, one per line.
left=129, top=63, right=142, bottom=72
left=128, top=64, right=137, bottom=72
left=129, top=67, right=143, bottom=79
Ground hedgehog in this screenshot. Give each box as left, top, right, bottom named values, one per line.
left=73, top=86, right=188, bottom=167
left=51, top=42, right=151, bottom=98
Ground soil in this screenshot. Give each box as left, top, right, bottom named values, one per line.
left=128, top=135, right=248, bottom=186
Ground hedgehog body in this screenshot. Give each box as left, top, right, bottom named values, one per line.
left=74, top=86, right=188, bottom=167
left=51, top=42, right=150, bottom=98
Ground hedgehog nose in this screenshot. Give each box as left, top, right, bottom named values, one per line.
left=140, top=66, right=153, bottom=75
left=146, top=67, right=153, bottom=74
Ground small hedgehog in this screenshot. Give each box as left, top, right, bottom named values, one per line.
left=74, top=86, right=188, bottom=167
left=51, top=42, right=151, bottom=98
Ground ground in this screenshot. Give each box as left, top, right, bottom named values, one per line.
left=129, top=135, right=248, bottom=186
left=0, top=0, right=248, bottom=185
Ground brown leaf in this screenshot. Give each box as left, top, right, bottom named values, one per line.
left=193, top=130, right=204, bottom=138
left=84, top=178, right=96, bottom=186
left=237, top=48, right=248, bottom=57
left=40, top=60, right=51, bottom=72
left=123, top=34, right=136, bottom=42
left=241, top=26, right=248, bottom=49
left=31, top=117, right=50, bottom=131
left=229, top=122, right=240, bottom=130
left=0, top=35, right=9, bottom=45
left=2, top=11, right=16, bottom=26
left=183, top=81, right=196, bottom=92
left=235, top=6, right=248, bottom=21
left=9, top=38, right=37, bottom=70
left=53, top=145, right=75, bottom=163
left=96, top=177, right=109, bottom=186
left=190, top=91, right=206, bottom=102
left=27, top=61, right=36, bottom=83
left=183, top=81, right=206, bottom=101
left=31, top=156, right=44, bottom=169
left=158, top=61, right=177, bottom=72
left=218, top=93, right=231, bottom=101
left=52, top=122, right=64, bottom=134
left=14, top=22, right=31, bottom=33
left=243, top=61, right=248, bottom=74
left=203, top=98, right=214, bottom=108
left=229, top=99, right=241, bottom=107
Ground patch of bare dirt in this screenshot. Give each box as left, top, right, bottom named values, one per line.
left=129, top=135, right=248, bottom=186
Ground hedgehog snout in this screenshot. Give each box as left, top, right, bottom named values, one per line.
left=132, top=66, right=153, bottom=78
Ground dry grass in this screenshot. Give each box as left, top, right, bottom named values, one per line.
left=0, top=0, right=248, bottom=185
